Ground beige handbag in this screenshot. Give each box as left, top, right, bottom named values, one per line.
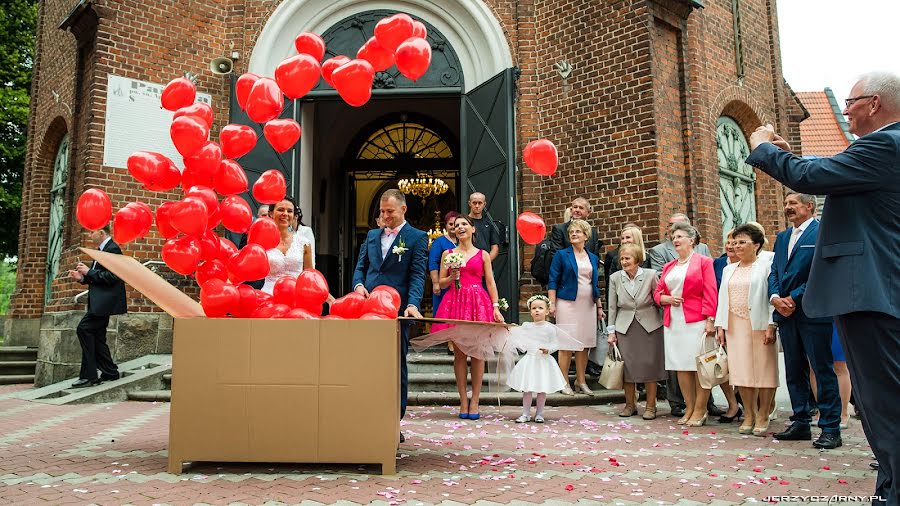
left=598, top=344, right=625, bottom=390
left=696, top=332, right=729, bottom=389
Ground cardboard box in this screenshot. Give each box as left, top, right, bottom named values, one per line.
left=82, top=248, right=400, bottom=475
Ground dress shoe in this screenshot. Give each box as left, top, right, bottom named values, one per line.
left=619, top=405, right=637, bottom=417
left=774, top=423, right=812, bottom=441
left=561, top=385, right=575, bottom=396
left=515, top=415, right=531, bottom=423
left=752, top=421, right=770, bottom=437
left=576, top=383, right=594, bottom=395
left=812, top=432, right=842, bottom=449
left=718, top=407, right=743, bottom=424
left=670, top=405, right=686, bottom=418
left=869, top=461, right=879, bottom=471
left=707, top=403, right=726, bottom=417
left=100, top=373, right=120, bottom=381
left=71, top=378, right=100, bottom=389
left=642, top=407, right=657, bottom=420
left=534, top=415, right=545, bottom=423
left=687, top=413, right=708, bottom=427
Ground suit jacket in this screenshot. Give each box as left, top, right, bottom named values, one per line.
left=80, top=240, right=127, bottom=316
left=746, top=122, right=900, bottom=319
left=715, top=256, right=775, bottom=331
left=767, top=220, right=830, bottom=323
left=352, top=224, right=428, bottom=311
left=653, top=253, right=718, bottom=327
left=607, top=268, right=663, bottom=334
left=549, top=222, right=603, bottom=257
left=647, top=240, right=711, bottom=271
left=713, top=254, right=729, bottom=289
left=547, top=247, right=601, bottom=301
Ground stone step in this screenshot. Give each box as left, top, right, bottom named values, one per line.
left=127, top=390, right=171, bottom=402
left=0, top=346, right=38, bottom=362
left=0, top=374, right=35, bottom=385
left=0, top=360, right=38, bottom=375
left=408, top=389, right=624, bottom=406
left=163, top=373, right=171, bottom=385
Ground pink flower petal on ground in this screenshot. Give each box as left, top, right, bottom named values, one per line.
left=822, top=466, right=831, bottom=470
left=780, top=480, right=790, bottom=485
left=838, top=479, right=848, bottom=484
left=565, top=484, right=574, bottom=491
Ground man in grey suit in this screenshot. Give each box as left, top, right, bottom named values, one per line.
left=746, top=71, right=900, bottom=504
left=648, top=214, right=719, bottom=418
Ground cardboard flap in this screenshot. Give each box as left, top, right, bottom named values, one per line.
left=81, top=247, right=204, bottom=318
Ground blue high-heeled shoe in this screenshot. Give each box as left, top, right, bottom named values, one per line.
left=468, top=412, right=480, bottom=420
left=458, top=412, right=469, bottom=419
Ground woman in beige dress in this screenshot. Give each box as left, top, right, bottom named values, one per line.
left=715, top=224, right=778, bottom=436
left=607, top=243, right=665, bottom=419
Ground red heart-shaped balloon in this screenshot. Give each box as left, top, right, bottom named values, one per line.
left=411, top=20, right=427, bottom=39
left=330, top=292, right=366, bottom=319
left=374, top=13, right=415, bottom=53
left=233, top=284, right=262, bottom=318
left=251, top=169, right=287, bottom=204
left=247, top=217, right=279, bottom=249
left=170, top=115, right=209, bottom=158
left=76, top=189, right=111, bottom=231
left=218, top=236, right=238, bottom=264
left=155, top=201, right=180, bottom=239
left=263, top=119, right=301, bottom=153
left=321, top=55, right=351, bottom=88
left=235, top=73, right=260, bottom=111
left=127, top=151, right=180, bottom=191
left=161, top=77, right=196, bottom=111
left=173, top=102, right=214, bottom=129
left=112, top=202, right=152, bottom=244
left=272, top=276, right=297, bottom=307
left=293, top=32, right=326, bottom=62
left=219, top=195, right=253, bottom=233
left=198, top=229, right=221, bottom=262
left=331, top=59, right=375, bottom=107
left=523, top=139, right=558, bottom=176
left=181, top=163, right=216, bottom=190
left=246, top=77, right=285, bottom=124
left=213, top=159, right=249, bottom=195
left=275, top=54, right=321, bottom=100
left=170, top=197, right=209, bottom=237
left=200, top=278, right=239, bottom=317
left=294, top=269, right=329, bottom=313
left=183, top=141, right=223, bottom=178
left=219, top=124, right=258, bottom=159
left=356, top=36, right=394, bottom=72
left=227, top=243, right=269, bottom=282
left=162, top=235, right=202, bottom=275
left=286, top=307, right=319, bottom=319
left=395, top=37, right=432, bottom=82
left=184, top=186, right=219, bottom=217
left=253, top=303, right=292, bottom=319
left=127, top=202, right=153, bottom=235
left=195, top=259, right=229, bottom=286
left=516, top=211, right=546, bottom=245
left=363, top=290, right=400, bottom=318
left=371, top=285, right=402, bottom=310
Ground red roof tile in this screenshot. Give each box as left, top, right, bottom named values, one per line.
left=796, top=91, right=850, bottom=157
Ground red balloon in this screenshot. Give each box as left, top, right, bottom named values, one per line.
left=155, top=201, right=179, bottom=239
left=206, top=204, right=221, bottom=230
left=286, top=307, right=319, bottom=319
left=127, top=202, right=153, bottom=234
left=411, top=20, right=427, bottom=39
left=235, top=73, right=260, bottom=111
left=218, top=236, right=238, bottom=263
left=213, top=159, right=249, bottom=195
left=356, top=36, right=394, bottom=72
left=395, top=37, right=432, bottom=82
left=275, top=54, right=321, bottom=100
left=76, top=189, right=111, bottom=231
left=183, top=141, right=223, bottom=178
left=516, top=211, right=546, bottom=245
left=321, top=55, right=350, bottom=88
left=247, top=217, right=279, bottom=249
left=331, top=59, right=375, bottom=107
left=263, top=119, right=301, bottom=153
left=322, top=315, right=345, bottom=320
left=246, top=77, right=284, bottom=124
left=219, top=124, right=258, bottom=159
left=162, top=235, right=202, bottom=275
left=196, top=259, right=229, bottom=286
left=113, top=202, right=152, bottom=244
left=523, top=139, right=558, bottom=176
left=198, top=229, right=221, bottom=262
left=170, top=115, right=210, bottom=158
left=254, top=303, right=291, bottom=319
left=200, top=279, right=239, bottom=317
left=161, top=77, right=196, bottom=111
left=170, top=197, right=208, bottom=237
left=227, top=243, right=269, bottom=282
left=293, top=32, right=326, bottom=62
left=330, top=292, right=366, bottom=319
left=371, top=285, right=402, bottom=309
left=127, top=151, right=180, bottom=191
left=252, top=169, right=287, bottom=204
left=294, top=269, right=329, bottom=313
left=181, top=163, right=216, bottom=190
left=173, top=102, right=214, bottom=129
left=219, top=195, right=253, bottom=233
left=233, top=284, right=262, bottom=318
left=272, top=276, right=297, bottom=307
left=360, top=312, right=391, bottom=320
left=363, top=290, right=400, bottom=318
left=184, top=186, right=219, bottom=218
left=374, top=13, right=415, bottom=53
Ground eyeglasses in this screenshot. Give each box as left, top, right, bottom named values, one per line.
left=733, top=240, right=754, bottom=246
left=845, top=95, right=875, bottom=108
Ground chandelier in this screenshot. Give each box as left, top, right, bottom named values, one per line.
left=398, top=174, right=448, bottom=203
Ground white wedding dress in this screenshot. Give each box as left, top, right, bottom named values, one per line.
left=261, top=233, right=309, bottom=294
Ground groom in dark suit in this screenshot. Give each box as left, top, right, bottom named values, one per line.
left=67, top=225, right=127, bottom=388
left=353, top=189, right=428, bottom=437
left=747, top=71, right=900, bottom=504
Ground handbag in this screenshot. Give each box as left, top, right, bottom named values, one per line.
left=696, top=331, right=729, bottom=389
left=598, top=343, right=625, bottom=390
left=589, top=318, right=608, bottom=365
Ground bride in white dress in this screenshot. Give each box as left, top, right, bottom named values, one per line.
left=261, top=198, right=313, bottom=294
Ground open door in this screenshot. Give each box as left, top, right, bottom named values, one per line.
left=460, top=68, right=519, bottom=322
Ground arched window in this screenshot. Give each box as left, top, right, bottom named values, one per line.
left=356, top=121, right=453, bottom=163
left=46, top=134, right=70, bottom=305
left=717, top=116, right=756, bottom=242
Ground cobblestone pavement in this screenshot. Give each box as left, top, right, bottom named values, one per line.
left=0, top=384, right=876, bottom=505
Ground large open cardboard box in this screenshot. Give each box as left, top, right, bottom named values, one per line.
left=83, top=248, right=400, bottom=474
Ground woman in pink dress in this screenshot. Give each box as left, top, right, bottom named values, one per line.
left=433, top=216, right=505, bottom=419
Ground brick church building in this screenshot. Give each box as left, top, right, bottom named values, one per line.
left=7, top=0, right=807, bottom=384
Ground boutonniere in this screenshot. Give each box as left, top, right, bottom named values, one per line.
left=392, top=236, right=408, bottom=261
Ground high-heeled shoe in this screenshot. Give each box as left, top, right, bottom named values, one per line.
left=677, top=414, right=690, bottom=425
left=576, top=383, right=595, bottom=396
left=752, top=421, right=770, bottom=437
left=468, top=412, right=480, bottom=420
left=687, top=413, right=708, bottom=427
left=738, top=415, right=754, bottom=434
left=561, top=385, right=575, bottom=396
left=718, top=407, right=743, bottom=424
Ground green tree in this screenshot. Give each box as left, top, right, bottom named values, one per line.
left=0, top=0, right=38, bottom=259
left=0, top=260, right=16, bottom=315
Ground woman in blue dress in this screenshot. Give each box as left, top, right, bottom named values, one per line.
left=428, top=211, right=460, bottom=315
left=810, top=324, right=853, bottom=429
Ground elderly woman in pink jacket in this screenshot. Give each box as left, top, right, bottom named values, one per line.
left=653, top=222, right=718, bottom=426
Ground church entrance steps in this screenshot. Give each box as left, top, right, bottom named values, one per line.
left=0, top=346, right=38, bottom=384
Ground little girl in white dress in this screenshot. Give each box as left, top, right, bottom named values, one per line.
left=507, top=295, right=584, bottom=423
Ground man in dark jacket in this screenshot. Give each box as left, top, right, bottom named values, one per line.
left=67, top=225, right=127, bottom=388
